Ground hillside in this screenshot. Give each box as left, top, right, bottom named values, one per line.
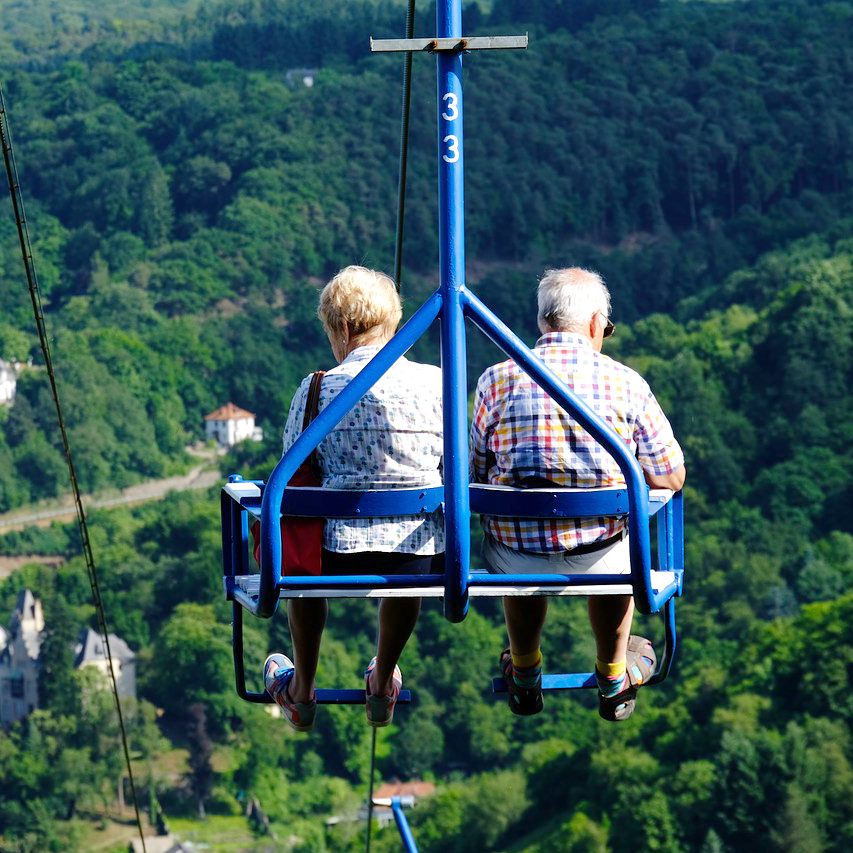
left=0, top=0, right=853, bottom=851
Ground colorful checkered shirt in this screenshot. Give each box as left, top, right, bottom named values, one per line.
left=282, top=346, right=444, bottom=555
left=469, top=332, right=684, bottom=552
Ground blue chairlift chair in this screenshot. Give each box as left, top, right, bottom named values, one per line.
left=220, top=287, right=685, bottom=703
left=219, top=0, right=684, bottom=708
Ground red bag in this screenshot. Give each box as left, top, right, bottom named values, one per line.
left=251, top=371, right=325, bottom=575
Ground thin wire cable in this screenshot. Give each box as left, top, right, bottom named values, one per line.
left=365, top=727, right=378, bottom=853
left=393, top=0, right=417, bottom=291
left=0, top=82, right=147, bottom=853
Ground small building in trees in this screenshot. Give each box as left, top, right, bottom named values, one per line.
left=285, top=67, right=317, bottom=88
left=74, top=627, right=136, bottom=699
left=0, top=589, right=44, bottom=725
left=327, top=780, right=436, bottom=829
left=372, top=781, right=436, bottom=801
left=0, top=359, right=17, bottom=405
left=204, top=402, right=263, bottom=448
left=0, top=591, right=137, bottom=725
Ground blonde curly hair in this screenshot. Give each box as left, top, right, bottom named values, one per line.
left=318, top=265, right=402, bottom=345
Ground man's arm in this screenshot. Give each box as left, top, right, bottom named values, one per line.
left=634, top=387, right=686, bottom=492
left=644, top=465, right=686, bottom=492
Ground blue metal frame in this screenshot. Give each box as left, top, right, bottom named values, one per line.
left=222, top=482, right=683, bottom=613
left=390, top=797, right=419, bottom=853
left=229, top=600, right=413, bottom=705
left=435, top=0, right=470, bottom=623
left=219, top=0, right=686, bottom=699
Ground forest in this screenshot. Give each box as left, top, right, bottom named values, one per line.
left=1, top=0, right=853, bottom=850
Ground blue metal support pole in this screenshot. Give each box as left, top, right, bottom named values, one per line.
left=672, top=489, right=685, bottom=595
left=647, top=596, right=677, bottom=685
left=436, top=0, right=470, bottom=622
left=391, top=798, right=420, bottom=853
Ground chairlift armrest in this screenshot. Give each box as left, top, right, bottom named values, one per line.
left=223, top=483, right=444, bottom=519
left=648, top=488, right=674, bottom=516
left=223, top=480, right=262, bottom=502
left=470, top=483, right=631, bottom=517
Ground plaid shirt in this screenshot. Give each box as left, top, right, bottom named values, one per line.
left=469, top=332, right=684, bottom=552
left=283, top=346, right=444, bottom=555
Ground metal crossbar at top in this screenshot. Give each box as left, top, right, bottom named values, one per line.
left=255, top=0, right=668, bottom=624
left=370, top=35, right=528, bottom=52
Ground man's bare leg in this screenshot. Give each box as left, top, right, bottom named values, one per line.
left=587, top=594, right=633, bottom=665
left=368, top=598, right=421, bottom=696
left=503, top=596, right=548, bottom=657
left=500, top=596, right=547, bottom=715
left=287, top=598, right=328, bottom=703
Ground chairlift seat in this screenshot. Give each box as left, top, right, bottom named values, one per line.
left=222, top=474, right=683, bottom=699
left=222, top=480, right=681, bottom=605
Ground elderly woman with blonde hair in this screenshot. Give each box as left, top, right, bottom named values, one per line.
left=263, top=266, right=444, bottom=731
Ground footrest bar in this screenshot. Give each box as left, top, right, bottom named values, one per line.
left=244, top=687, right=413, bottom=705
left=315, top=688, right=413, bottom=705
left=492, top=672, right=597, bottom=692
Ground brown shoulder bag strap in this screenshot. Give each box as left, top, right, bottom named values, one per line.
left=302, top=371, right=325, bottom=472
left=302, top=371, right=325, bottom=430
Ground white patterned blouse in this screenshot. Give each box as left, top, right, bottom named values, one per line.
left=281, top=345, right=445, bottom=555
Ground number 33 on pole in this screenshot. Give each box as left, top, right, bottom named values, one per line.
left=442, top=93, right=459, bottom=162
left=370, top=33, right=527, bottom=183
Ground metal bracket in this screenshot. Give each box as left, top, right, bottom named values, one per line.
left=370, top=34, right=528, bottom=53
left=223, top=575, right=236, bottom=601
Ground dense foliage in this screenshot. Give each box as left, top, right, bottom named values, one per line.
left=0, top=0, right=852, bottom=507
left=1, top=0, right=853, bottom=851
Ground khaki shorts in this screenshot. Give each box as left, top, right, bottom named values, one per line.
left=481, top=532, right=631, bottom=576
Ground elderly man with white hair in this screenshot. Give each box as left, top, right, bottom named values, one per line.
left=470, top=267, right=685, bottom=721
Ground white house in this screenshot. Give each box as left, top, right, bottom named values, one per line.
left=328, top=781, right=434, bottom=830
left=285, top=67, right=317, bottom=88
left=204, top=402, right=263, bottom=448
left=74, top=628, right=136, bottom=699
left=0, top=359, right=17, bottom=405
left=0, top=589, right=44, bottom=725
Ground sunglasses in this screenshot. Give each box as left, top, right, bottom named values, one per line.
left=602, top=316, right=615, bottom=338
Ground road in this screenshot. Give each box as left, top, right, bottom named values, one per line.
left=0, top=461, right=223, bottom=533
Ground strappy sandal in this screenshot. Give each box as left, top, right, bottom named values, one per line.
left=364, top=657, right=403, bottom=728
left=626, top=635, right=656, bottom=686
left=597, top=635, right=656, bottom=723
left=500, top=648, right=544, bottom=716
left=263, top=653, right=317, bottom=732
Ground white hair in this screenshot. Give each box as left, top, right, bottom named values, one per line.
left=537, top=267, right=611, bottom=334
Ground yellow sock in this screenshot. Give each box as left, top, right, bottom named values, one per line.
left=596, top=658, right=626, bottom=678
left=512, top=648, right=542, bottom=669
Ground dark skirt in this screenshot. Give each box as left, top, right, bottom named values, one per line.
left=322, top=549, right=445, bottom=576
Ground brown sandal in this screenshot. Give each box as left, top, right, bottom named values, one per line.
left=597, top=636, right=656, bottom=722
left=625, top=635, right=657, bottom=687
left=500, top=648, right=544, bottom=716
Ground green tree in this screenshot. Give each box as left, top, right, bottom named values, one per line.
left=541, top=811, right=609, bottom=853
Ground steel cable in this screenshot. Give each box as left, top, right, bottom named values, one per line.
left=0, top=81, right=147, bottom=853
left=393, top=0, right=417, bottom=291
